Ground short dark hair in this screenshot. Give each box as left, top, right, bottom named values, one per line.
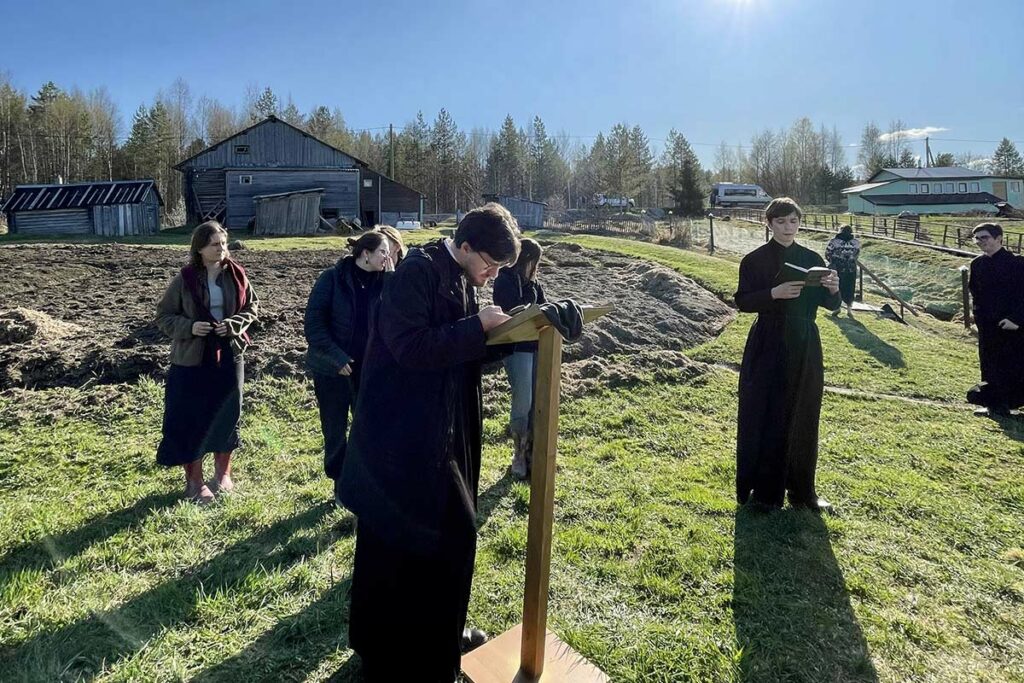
left=510, top=237, right=542, bottom=281
left=839, top=224, right=854, bottom=237
left=347, top=230, right=386, bottom=260
left=189, top=220, right=229, bottom=269
left=765, top=197, right=802, bottom=222
left=972, top=222, right=1003, bottom=239
left=454, top=203, right=520, bottom=264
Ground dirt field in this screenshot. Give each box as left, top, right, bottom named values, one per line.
left=0, top=241, right=734, bottom=393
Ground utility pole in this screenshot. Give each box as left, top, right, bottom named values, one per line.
left=925, top=136, right=934, bottom=168
left=388, top=124, right=395, bottom=178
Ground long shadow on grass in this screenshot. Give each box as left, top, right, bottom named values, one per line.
left=733, top=507, right=878, bottom=682
left=0, top=502, right=347, bottom=680
left=191, top=574, right=357, bottom=682
left=827, top=315, right=905, bottom=369
left=0, top=491, right=178, bottom=590
left=477, top=470, right=515, bottom=529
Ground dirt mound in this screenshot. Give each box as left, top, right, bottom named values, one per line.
left=0, top=308, right=83, bottom=345
left=0, top=241, right=732, bottom=392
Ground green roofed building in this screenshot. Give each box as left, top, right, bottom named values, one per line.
left=843, top=167, right=1023, bottom=215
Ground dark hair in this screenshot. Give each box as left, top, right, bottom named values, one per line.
left=837, top=224, right=854, bottom=241
left=510, top=238, right=542, bottom=281
left=764, top=197, right=802, bottom=222
left=189, top=220, right=229, bottom=269
left=454, top=203, right=520, bottom=264
left=347, top=230, right=387, bottom=260
left=972, top=222, right=1003, bottom=239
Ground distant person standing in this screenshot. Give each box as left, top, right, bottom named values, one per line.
left=825, top=224, right=861, bottom=316
left=156, top=221, right=259, bottom=504
left=492, top=238, right=546, bottom=479
left=967, top=222, right=1024, bottom=416
left=734, top=198, right=841, bottom=512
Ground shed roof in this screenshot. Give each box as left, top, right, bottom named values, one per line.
left=870, top=167, right=999, bottom=181
left=860, top=192, right=1002, bottom=206
left=2, top=180, right=163, bottom=213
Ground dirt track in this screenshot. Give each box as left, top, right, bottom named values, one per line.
left=0, top=241, right=734, bottom=392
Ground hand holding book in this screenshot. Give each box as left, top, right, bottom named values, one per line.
left=783, top=262, right=833, bottom=286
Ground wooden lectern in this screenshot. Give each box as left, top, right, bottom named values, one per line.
left=462, top=304, right=612, bottom=683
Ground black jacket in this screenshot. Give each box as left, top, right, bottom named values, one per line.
left=492, top=268, right=546, bottom=352
left=339, top=240, right=497, bottom=549
left=969, top=248, right=1024, bottom=327
left=303, top=256, right=384, bottom=376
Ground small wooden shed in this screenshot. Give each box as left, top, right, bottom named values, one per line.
left=481, top=194, right=546, bottom=230
left=253, top=188, right=324, bottom=236
left=2, top=179, right=163, bottom=236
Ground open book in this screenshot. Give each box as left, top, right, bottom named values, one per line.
left=783, top=262, right=831, bottom=286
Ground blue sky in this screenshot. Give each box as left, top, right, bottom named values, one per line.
left=1, top=0, right=1022, bottom=166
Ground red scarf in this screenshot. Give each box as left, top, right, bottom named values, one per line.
left=181, top=257, right=252, bottom=344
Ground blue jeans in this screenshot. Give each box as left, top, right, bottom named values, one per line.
left=503, top=352, right=535, bottom=437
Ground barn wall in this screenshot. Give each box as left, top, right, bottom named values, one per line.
left=225, top=169, right=358, bottom=228
left=11, top=209, right=91, bottom=235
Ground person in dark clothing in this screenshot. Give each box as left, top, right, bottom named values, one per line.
left=304, top=230, right=393, bottom=503
left=967, top=222, right=1024, bottom=416
left=825, top=224, right=861, bottom=316
left=492, top=238, right=546, bottom=479
left=338, top=203, right=520, bottom=683
left=734, top=197, right=841, bottom=512
left=156, top=221, right=259, bottom=504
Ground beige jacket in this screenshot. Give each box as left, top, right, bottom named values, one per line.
left=156, top=268, right=260, bottom=367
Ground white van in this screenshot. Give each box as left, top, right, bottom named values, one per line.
left=709, top=183, right=772, bottom=208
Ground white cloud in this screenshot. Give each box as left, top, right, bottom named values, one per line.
left=877, top=126, right=949, bottom=142
left=965, top=157, right=992, bottom=172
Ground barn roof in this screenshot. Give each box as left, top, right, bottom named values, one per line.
left=869, top=167, right=998, bottom=181
left=2, top=179, right=163, bottom=213
left=172, top=115, right=373, bottom=171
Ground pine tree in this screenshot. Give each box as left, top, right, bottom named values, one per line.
left=663, top=129, right=704, bottom=215
left=253, top=87, right=278, bottom=120
left=992, top=138, right=1023, bottom=175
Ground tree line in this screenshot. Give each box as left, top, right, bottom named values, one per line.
left=1, top=75, right=1021, bottom=221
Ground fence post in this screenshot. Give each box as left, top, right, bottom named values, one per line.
left=707, top=213, right=715, bottom=254
left=1018, top=233, right=1022, bottom=254
left=942, top=225, right=948, bottom=248
left=960, top=266, right=971, bottom=329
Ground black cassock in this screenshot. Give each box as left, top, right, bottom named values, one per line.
left=968, top=247, right=1024, bottom=409
left=734, top=239, right=840, bottom=507
left=339, top=240, right=498, bottom=682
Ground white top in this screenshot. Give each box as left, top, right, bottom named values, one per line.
left=208, top=272, right=225, bottom=321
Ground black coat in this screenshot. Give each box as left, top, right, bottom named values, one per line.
left=303, top=256, right=384, bottom=376
left=969, top=248, right=1024, bottom=407
left=734, top=240, right=840, bottom=506
left=339, top=239, right=495, bottom=549
left=492, top=268, right=546, bottom=352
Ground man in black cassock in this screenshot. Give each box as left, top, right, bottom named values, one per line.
left=734, top=197, right=841, bottom=511
left=967, top=222, right=1024, bottom=416
left=338, top=204, right=519, bottom=682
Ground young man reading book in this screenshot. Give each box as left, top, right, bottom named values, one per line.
left=734, top=197, right=841, bottom=511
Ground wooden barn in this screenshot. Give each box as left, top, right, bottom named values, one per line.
left=481, top=194, right=546, bottom=230
left=1, top=179, right=162, bottom=236
left=175, top=115, right=423, bottom=232
left=359, top=166, right=424, bottom=228
left=253, top=188, right=324, bottom=236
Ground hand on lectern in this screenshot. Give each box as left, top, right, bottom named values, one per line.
left=478, top=305, right=511, bottom=332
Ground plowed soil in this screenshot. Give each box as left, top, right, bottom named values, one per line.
left=0, top=241, right=734, bottom=392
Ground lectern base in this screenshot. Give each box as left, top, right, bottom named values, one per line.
left=460, top=623, right=608, bottom=683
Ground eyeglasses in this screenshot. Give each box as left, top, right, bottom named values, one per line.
left=471, top=249, right=507, bottom=272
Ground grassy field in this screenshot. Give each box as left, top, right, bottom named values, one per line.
left=1, top=232, right=1023, bottom=682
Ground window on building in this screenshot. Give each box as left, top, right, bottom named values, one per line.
left=234, top=144, right=250, bottom=154
left=933, top=183, right=942, bottom=193
left=1012, top=181, right=1021, bottom=193
left=959, top=183, right=968, bottom=193
left=909, top=183, right=918, bottom=194
left=944, top=182, right=954, bottom=193
left=970, top=182, right=980, bottom=192
left=363, top=179, right=373, bottom=188
left=239, top=175, right=252, bottom=185
left=920, top=184, right=930, bottom=194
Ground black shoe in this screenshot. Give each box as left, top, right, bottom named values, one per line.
left=460, top=627, right=488, bottom=654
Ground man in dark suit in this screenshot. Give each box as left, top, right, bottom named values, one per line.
left=339, top=203, right=520, bottom=682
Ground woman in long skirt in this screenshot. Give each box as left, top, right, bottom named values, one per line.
left=156, top=221, right=259, bottom=504
left=825, top=224, right=861, bottom=316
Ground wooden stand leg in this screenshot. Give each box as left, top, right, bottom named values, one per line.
left=521, top=325, right=562, bottom=677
